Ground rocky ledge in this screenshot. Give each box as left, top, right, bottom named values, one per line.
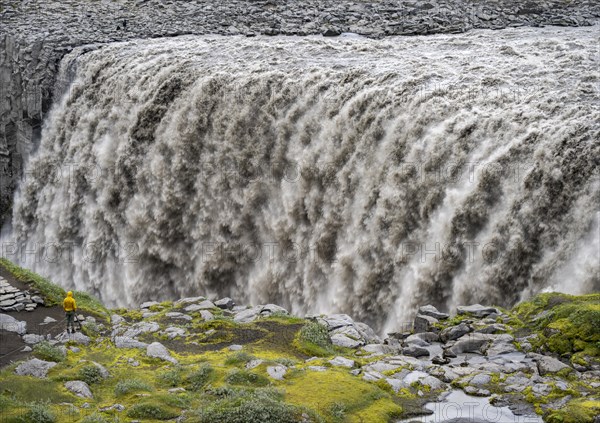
left=0, top=259, right=598, bottom=422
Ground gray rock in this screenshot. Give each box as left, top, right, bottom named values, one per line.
left=402, top=345, right=430, bottom=358
left=464, top=386, right=491, bottom=396
left=22, top=333, right=45, bottom=344
left=267, top=365, right=287, bottom=380
left=361, top=344, right=398, bottom=356
left=457, top=304, right=500, bottom=318
left=354, top=322, right=381, bottom=343
left=215, top=297, right=235, bottom=310
left=329, top=356, right=355, bottom=368
left=234, top=306, right=261, bottom=323
left=229, top=344, right=243, bottom=351
left=532, top=354, right=571, bottom=376
left=139, top=301, right=160, bottom=309
left=331, top=333, right=363, bottom=348
left=174, top=296, right=206, bottom=306
left=123, top=321, right=159, bottom=338
left=15, top=358, right=57, bottom=378
left=440, top=322, right=472, bottom=342
left=65, top=381, right=93, bottom=398
left=404, top=336, right=430, bottom=347
left=22, top=346, right=32, bottom=352
left=147, top=342, right=177, bottom=364
left=0, top=313, right=27, bottom=334
left=414, top=314, right=438, bottom=333
left=449, top=333, right=492, bottom=355
left=260, top=304, right=288, bottom=315
left=469, top=373, right=491, bottom=386
left=114, top=336, right=148, bottom=349
left=308, top=365, right=328, bottom=372
left=168, top=387, right=186, bottom=393
left=184, top=300, right=215, bottom=311
left=246, top=359, right=264, bottom=369
left=110, top=314, right=125, bottom=325
left=199, top=310, right=214, bottom=321
left=363, top=371, right=384, bottom=381
left=165, top=312, right=192, bottom=321
left=56, top=331, right=91, bottom=345
left=31, top=296, right=45, bottom=304
left=43, top=316, right=57, bottom=324
left=487, top=334, right=517, bottom=356
left=418, top=305, right=449, bottom=320
left=476, top=323, right=509, bottom=334
left=365, top=361, right=401, bottom=373
left=318, top=314, right=354, bottom=330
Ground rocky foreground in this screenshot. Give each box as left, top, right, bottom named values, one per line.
left=0, top=260, right=598, bottom=422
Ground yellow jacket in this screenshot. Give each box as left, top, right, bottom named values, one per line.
left=63, top=291, right=77, bottom=312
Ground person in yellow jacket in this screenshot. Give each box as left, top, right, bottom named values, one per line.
left=63, top=291, right=77, bottom=333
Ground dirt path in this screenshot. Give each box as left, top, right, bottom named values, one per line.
left=0, top=264, right=69, bottom=368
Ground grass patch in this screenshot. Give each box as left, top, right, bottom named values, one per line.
left=127, top=403, right=179, bottom=420
left=225, top=351, right=256, bottom=366
left=294, top=322, right=333, bottom=357
left=114, top=379, right=153, bottom=396
left=32, top=341, right=66, bottom=363
left=186, top=364, right=214, bottom=391
left=225, top=369, right=269, bottom=387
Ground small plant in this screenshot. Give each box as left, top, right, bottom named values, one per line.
left=274, top=357, right=297, bottom=367
left=196, top=394, right=304, bottom=423
left=81, top=322, right=101, bottom=337
left=158, top=367, right=183, bottom=387
left=23, top=401, right=56, bottom=423
left=114, top=379, right=153, bottom=396
left=295, top=322, right=333, bottom=356
left=186, top=364, right=214, bottom=391
left=78, top=365, right=103, bottom=385
left=225, top=369, right=269, bottom=387
left=32, top=341, right=65, bottom=362
left=329, top=402, right=347, bottom=421
left=126, top=403, right=178, bottom=420
left=81, top=413, right=110, bottom=423
left=225, top=351, right=255, bottom=366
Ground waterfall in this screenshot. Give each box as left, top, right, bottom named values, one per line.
left=3, top=27, right=599, bottom=331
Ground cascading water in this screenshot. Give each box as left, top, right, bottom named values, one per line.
left=2, top=26, right=599, bottom=332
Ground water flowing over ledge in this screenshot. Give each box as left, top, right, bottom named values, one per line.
left=3, top=27, right=599, bottom=332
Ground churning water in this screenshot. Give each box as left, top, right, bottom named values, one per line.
left=3, top=26, right=599, bottom=331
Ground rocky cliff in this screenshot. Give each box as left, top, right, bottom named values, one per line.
left=1, top=0, right=599, bottom=226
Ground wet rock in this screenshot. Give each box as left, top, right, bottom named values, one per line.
left=402, top=345, right=430, bottom=358
left=139, top=301, right=160, bottom=309
left=65, top=381, right=93, bottom=398
left=215, top=297, right=235, bottom=310
left=530, top=354, right=571, bottom=376
left=440, top=322, right=472, bottom=342
left=432, top=355, right=451, bottom=365
left=15, top=358, right=57, bottom=378
left=457, top=304, right=500, bottom=318
left=414, top=314, right=438, bottom=333
left=464, top=386, right=491, bottom=396
left=418, top=305, right=449, bottom=320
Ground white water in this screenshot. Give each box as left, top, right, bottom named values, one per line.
left=3, top=26, right=599, bottom=331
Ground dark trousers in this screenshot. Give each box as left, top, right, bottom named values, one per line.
left=66, top=311, right=75, bottom=330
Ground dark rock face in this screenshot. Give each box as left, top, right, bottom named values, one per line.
left=0, top=0, right=599, bottom=226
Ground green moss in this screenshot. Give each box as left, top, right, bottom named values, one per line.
left=32, top=341, right=66, bottom=363
left=114, top=379, right=153, bottom=396
left=546, top=399, right=600, bottom=423
left=127, top=403, right=179, bottom=420
left=293, top=322, right=334, bottom=357
left=225, top=369, right=269, bottom=387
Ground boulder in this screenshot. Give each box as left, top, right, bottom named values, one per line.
left=531, top=354, right=571, bottom=376
left=361, top=344, right=398, bottom=356
left=418, top=305, right=449, bottom=320
left=15, top=358, right=57, bottom=378
left=318, top=314, right=354, bottom=330
left=147, top=342, right=177, bottom=364
left=402, top=345, right=430, bottom=358
left=449, top=333, right=492, bottom=355
left=440, top=322, right=472, bottom=342
left=56, top=331, right=91, bottom=345
left=486, top=334, right=517, bottom=356
left=65, top=381, right=93, bottom=398
left=354, top=322, right=381, bottom=343
left=404, top=336, right=430, bottom=347
left=165, top=312, right=192, bottom=321
left=457, top=304, right=500, bottom=318
left=199, top=310, right=214, bottom=321
left=267, top=365, right=287, bottom=380
left=122, top=321, right=159, bottom=338
left=246, top=359, right=264, bottom=369
left=329, top=356, right=355, bottom=368
left=139, top=301, right=160, bottom=309
left=215, top=297, right=235, bottom=310
left=0, top=313, right=27, bottom=334
left=174, top=296, right=206, bottom=306
left=184, top=300, right=215, bottom=311
left=364, top=361, right=401, bottom=373
left=114, top=336, right=148, bottom=349
left=229, top=344, right=243, bottom=351
left=414, top=314, right=438, bottom=333
left=22, top=334, right=45, bottom=344
left=331, top=333, right=363, bottom=348
left=234, top=306, right=261, bottom=323
left=476, top=323, right=509, bottom=334
left=260, top=304, right=288, bottom=316
left=469, top=373, right=491, bottom=386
